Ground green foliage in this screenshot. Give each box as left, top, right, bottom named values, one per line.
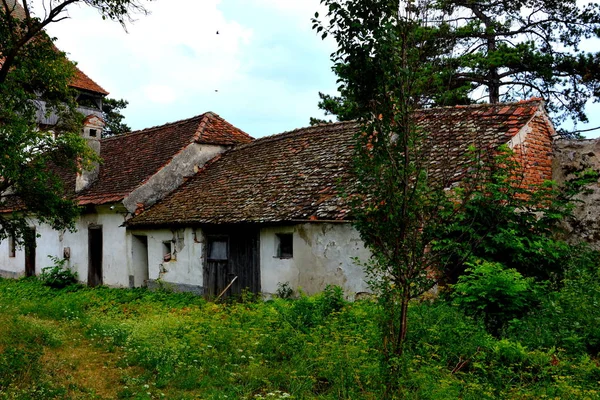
left=451, top=260, right=537, bottom=335
left=314, top=0, right=600, bottom=134
left=102, top=97, right=132, bottom=137
left=39, top=256, right=79, bottom=289
left=0, top=278, right=599, bottom=398
left=434, top=146, right=590, bottom=284
left=0, top=0, right=149, bottom=243
left=508, top=248, right=600, bottom=355
left=275, top=281, right=294, bottom=299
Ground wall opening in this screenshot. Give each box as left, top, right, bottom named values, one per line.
left=132, top=235, right=149, bottom=287
left=24, top=228, right=36, bottom=277
left=276, top=233, right=293, bottom=259
left=8, top=234, right=16, bottom=258
left=162, top=240, right=173, bottom=262
left=88, top=225, right=103, bottom=287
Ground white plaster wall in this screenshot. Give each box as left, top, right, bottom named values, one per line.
left=130, top=227, right=204, bottom=289
left=0, top=206, right=131, bottom=287
left=260, top=223, right=371, bottom=298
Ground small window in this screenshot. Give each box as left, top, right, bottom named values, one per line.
left=162, top=241, right=173, bottom=262
left=208, top=239, right=228, bottom=260
left=89, top=129, right=97, bottom=137
left=276, top=233, right=293, bottom=259
left=8, top=235, right=16, bottom=258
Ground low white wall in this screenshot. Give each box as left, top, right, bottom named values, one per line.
left=260, top=223, right=370, bottom=298
left=0, top=206, right=131, bottom=287
left=127, top=223, right=371, bottom=298
left=129, top=228, right=205, bottom=290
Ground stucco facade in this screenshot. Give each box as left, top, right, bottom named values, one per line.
left=0, top=206, right=129, bottom=286
left=127, top=222, right=371, bottom=298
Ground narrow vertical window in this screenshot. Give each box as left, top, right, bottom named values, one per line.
left=276, top=233, right=293, bottom=259
left=162, top=241, right=173, bottom=262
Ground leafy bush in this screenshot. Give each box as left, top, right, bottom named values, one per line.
left=508, top=248, right=600, bottom=354
left=39, top=256, right=78, bottom=289
left=276, top=281, right=294, bottom=299
left=451, top=260, right=537, bottom=335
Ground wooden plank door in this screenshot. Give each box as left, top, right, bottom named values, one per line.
left=205, top=235, right=230, bottom=298
left=204, top=227, right=260, bottom=299
left=24, top=228, right=36, bottom=277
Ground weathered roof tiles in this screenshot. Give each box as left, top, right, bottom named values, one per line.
left=76, top=112, right=253, bottom=205
left=128, top=99, right=549, bottom=227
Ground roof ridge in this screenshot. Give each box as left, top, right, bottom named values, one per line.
left=195, top=111, right=254, bottom=142
left=193, top=112, right=214, bottom=142
left=416, top=97, right=544, bottom=112
left=101, top=113, right=208, bottom=142
left=231, top=120, right=358, bottom=151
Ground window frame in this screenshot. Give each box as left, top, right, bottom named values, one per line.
left=276, top=233, right=293, bottom=259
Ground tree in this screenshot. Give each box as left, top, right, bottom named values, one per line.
left=313, top=0, right=596, bottom=395
left=0, top=0, right=149, bottom=243
left=102, top=97, right=131, bottom=137
left=315, top=0, right=600, bottom=135
left=438, top=0, right=600, bottom=133
left=313, top=1, right=467, bottom=391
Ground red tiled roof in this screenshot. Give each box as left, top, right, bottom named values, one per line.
left=70, top=66, right=109, bottom=95
left=76, top=112, right=253, bottom=205
left=127, top=99, right=547, bottom=227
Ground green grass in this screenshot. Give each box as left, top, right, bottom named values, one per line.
left=0, top=278, right=598, bottom=399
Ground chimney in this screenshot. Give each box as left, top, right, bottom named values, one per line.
left=76, top=115, right=104, bottom=192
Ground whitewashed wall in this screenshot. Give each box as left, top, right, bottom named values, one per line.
left=260, top=223, right=370, bottom=298
left=0, top=205, right=130, bottom=286
left=132, top=223, right=371, bottom=297
left=2, top=220, right=372, bottom=297
left=128, top=228, right=205, bottom=292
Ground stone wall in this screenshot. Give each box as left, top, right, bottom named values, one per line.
left=553, top=139, right=600, bottom=249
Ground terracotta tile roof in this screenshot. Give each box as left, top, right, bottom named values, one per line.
left=70, top=66, right=109, bottom=95
left=127, top=99, right=546, bottom=227
left=75, top=112, right=253, bottom=205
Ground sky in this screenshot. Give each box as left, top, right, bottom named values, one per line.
left=35, top=0, right=600, bottom=139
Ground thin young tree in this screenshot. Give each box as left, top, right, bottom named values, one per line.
left=313, top=1, right=467, bottom=389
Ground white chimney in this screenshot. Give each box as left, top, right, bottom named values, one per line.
left=76, top=115, right=104, bottom=192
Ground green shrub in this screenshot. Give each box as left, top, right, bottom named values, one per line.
left=39, top=256, right=79, bottom=289
left=451, top=260, right=537, bottom=335
left=508, top=248, right=600, bottom=354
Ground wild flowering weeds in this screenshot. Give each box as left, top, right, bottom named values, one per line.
left=0, top=279, right=599, bottom=399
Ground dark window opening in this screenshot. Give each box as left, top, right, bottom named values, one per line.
left=208, top=238, right=228, bottom=261
left=162, top=241, right=173, bottom=262
left=89, top=129, right=97, bottom=137
left=276, top=233, right=293, bottom=259
left=8, top=235, right=16, bottom=258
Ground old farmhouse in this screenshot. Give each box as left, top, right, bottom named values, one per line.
left=1, top=90, right=564, bottom=297
left=0, top=113, right=253, bottom=286
left=125, top=99, right=555, bottom=298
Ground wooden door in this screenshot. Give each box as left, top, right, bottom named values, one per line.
left=88, top=226, right=103, bottom=287
left=24, top=228, right=36, bottom=277
left=205, top=235, right=230, bottom=297
left=204, top=227, right=260, bottom=299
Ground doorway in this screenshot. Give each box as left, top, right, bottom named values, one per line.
left=131, top=235, right=149, bottom=287
left=204, top=226, right=260, bottom=298
left=88, top=225, right=103, bottom=287
left=24, top=227, right=36, bottom=277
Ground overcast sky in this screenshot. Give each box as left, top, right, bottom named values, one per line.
left=38, top=0, right=600, bottom=138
